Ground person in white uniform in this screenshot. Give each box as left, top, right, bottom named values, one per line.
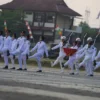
left=62, top=39, right=79, bottom=75
left=94, top=50, right=100, bottom=70
left=21, top=34, right=30, bottom=70
left=9, top=33, right=18, bottom=69
left=78, top=37, right=97, bottom=76
left=12, top=31, right=26, bottom=70
left=74, top=38, right=83, bottom=74
left=29, top=36, right=48, bottom=72
left=1, top=30, right=12, bottom=69
left=0, top=31, right=4, bottom=57
left=51, top=36, right=68, bottom=72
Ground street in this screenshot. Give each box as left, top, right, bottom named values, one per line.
left=0, top=64, right=100, bottom=100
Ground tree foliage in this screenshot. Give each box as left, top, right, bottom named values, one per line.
left=79, top=21, right=97, bottom=37
left=79, top=21, right=100, bottom=42
left=0, top=9, right=27, bottom=36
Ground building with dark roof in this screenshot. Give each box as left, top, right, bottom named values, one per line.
left=0, top=0, right=81, bottom=42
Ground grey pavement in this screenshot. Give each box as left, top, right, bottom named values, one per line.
left=0, top=63, right=100, bottom=100
left=0, top=91, right=65, bottom=100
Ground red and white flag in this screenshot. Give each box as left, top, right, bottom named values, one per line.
left=63, top=48, right=77, bottom=56
left=25, top=21, right=33, bottom=39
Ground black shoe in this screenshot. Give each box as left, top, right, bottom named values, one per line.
left=89, top=74, right=94, bottom=77
left=10, top=67, right=15, bottom=70
left=7, top=50, right=10, bottom=56
left=17, top=68, right=22, bottom=71
left=36, top=70, right=42, bottom=72
left=13, top=55, right=15, bottom=59
left=3, top=66, right=8, bottom=69
left=62, top=63, right=65, bottom=68
left=93, top=60, right=96, bottom=66
left=70, top=73, right=74, bottom=75
left=26, top=54, right=28, bottom=60
left=23, top=68, right=27, bottom=71
left=0, top=54, right=1, bottom=58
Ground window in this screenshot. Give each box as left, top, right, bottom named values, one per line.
left=46, top=13, right=55, bottom=23
left=25, top=11, right=33, bottom=15
left=33, top=31, right=42, bottom=35
left=34, top=12, right=44, bottom=22
left=44, top=31, right=53, bottom=36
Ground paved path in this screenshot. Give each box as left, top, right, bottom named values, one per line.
left=0, top=63, right=100, bottom=100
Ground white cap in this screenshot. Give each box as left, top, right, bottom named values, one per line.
left=61, top=36, right=66, bottom=40
left=87, top=37, right=93, bottom=41
left=76, top=38, right=81, bottom=42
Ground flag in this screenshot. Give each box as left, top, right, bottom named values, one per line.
left=4, top=20, right=7, bottom=32
left=25, top=21, right=33, bottom=39
left=63, top=48, right=77, bottom=56
left=96, top=11, right=100, bottom=19
left=55, top=25, right=62, bottom=36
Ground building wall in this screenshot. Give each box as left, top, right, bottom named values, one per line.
left=24, top=11, right=55, bottom=27
left=24, top=11, right=73, bottom=42
left=24, top=11, right=72, bottom=29
left=56, top=14, right=71, bottom=29
left=34, top=22, right=54, bottom=27
left=24, top=12, right=33, bottom=25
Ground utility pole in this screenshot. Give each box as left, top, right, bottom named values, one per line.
left=85, top=7, right=90, bottom=24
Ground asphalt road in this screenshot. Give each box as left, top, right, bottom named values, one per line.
left=0, top=64, right=100, bottom=100
left=0, top=91, right=66, bottom=100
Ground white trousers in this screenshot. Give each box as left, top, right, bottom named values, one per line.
left=29, top=52, right=43, bottom=70
left=79, top=56, right=93, bottom=75
left=75, top=53, right=85, bottom=73
left=52, top=55, right=65, bottom=71
left=18, top=53, right=22, bottom=68
left=64, top=56, right=75, bottom=73
left=9, top=55, right=15, bottom=68
left=94, top=62, right=100, bottom=70
left=12, top=50, right=22, bottom=68
left=21, top=55, right=27, bottom=69
left=1, top=47, right=8, bottom=66
left=0, top=46, right=3, bottom=53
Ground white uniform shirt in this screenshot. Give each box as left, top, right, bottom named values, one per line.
left=78, top=44, right=97, bottom=61
left=95, top=50, right=100, bottom=61
left=10, top=39, right=18, bottom=53
left=17, top=37, right=26, bottom=52
left=52, top=42, right=68, bottom=56
left=75, top=45, right=83, bottom=59
left=70, top=45, right=78, bottom=57
left=3, top=36, right=12, bottom=50
left=76, top=45, right=83, bottom=54
left=22, top=40, right=30, bottom=55
left=0, top=35, right=4, bottom=49
left=31, top=41, right=48, bottom=57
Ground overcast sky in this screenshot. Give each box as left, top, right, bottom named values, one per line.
left=0, top=0, right=100, bottom=28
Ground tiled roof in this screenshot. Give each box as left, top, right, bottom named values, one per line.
left=0, top=0, right=81, bottom=16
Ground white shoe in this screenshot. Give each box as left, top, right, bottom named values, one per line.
left=51, top=61, right=53, bottom=67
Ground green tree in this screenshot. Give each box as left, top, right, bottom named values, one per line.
left=79, top=21, right=100, bottom=43
left=79, top=21, right=97, bottom=38
left=0, top=9, right=27, bottom=36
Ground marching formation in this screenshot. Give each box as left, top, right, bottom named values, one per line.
left=0, top=30, right=100, bottom=77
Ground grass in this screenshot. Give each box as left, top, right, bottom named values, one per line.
left=0, top=58, right=100, bottom=72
